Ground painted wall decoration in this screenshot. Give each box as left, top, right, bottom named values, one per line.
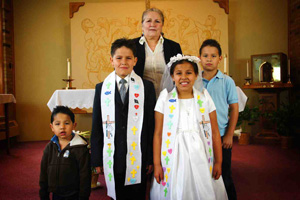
left=71, top=1, right=228, bottom=89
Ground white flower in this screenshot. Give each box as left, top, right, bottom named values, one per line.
left=167, top=54, right=200, bottom=69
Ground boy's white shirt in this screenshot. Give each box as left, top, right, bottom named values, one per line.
left=101, top=70, right=144, bottom=200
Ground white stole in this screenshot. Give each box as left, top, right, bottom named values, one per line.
left=160, top=87, right=214, bottom=199
left=101, top=71, right=144, bottom=199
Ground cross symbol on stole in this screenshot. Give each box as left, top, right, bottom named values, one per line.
left=197, top=99, right=203, bottom=107
left=105, top=98, right=111, bottom=106
left=106, top=82, right=111, bottom=89
left=108, top=173, right=113, bottom=181
left=130, top=169, right=137, bottom=178
left=169, top=105, right=175, bottom=113
left=107, top=160, right=112, bottom=168
left=164, top=187, right=168, bottom=197
left=130, top=156, right=136, bottom=165
left=131, top=126, right=137, bottom=135
left=200, top=115, right=210, bottom=139
left=103, top=115, right=115, bottom=139
left=165, top=139, right=171, bottom=148
left=167, top=121, right=173, bottom=129
left=165, top=174, right=169, bottom=182
left=165, top=156, right=170, bottom=165
left=107, top=148, right=112, bottom=157
left=131, top=141, right=137, bottom=150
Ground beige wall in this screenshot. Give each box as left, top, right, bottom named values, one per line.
left=14, top=0, right=288, bottom=141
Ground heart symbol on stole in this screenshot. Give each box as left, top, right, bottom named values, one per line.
left=162, top=167, right=166, bottom=172
left=167, top=168, right=171, bottom=173
left=169, top=114, right=174, bottom=119
left=162, top=151, right=167, bottom=156
left=162, top=181, right=166, bottom=186
left=134, top=85, right=139, bottom=90
left=134, top=93, right=139, bottom=98
left=167, top=132, right=171, bottom=137
left=130, top=179, right=137, bottom=184
left=168, top=149, right=172, bottom=154
left=134, top=105, right=139, bottom=109
left=199, top=108, right=205, bottom=113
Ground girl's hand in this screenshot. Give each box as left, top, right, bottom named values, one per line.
left=154, top=164, right=164, bottom=184
left=212, top=162, right=222, bottom=180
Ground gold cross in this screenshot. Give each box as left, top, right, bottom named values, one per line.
left=131, top=169, right=137, bottom=178
left=131, top=141, right=137, bottom=150
left=130, top=156, right=136, bottom=165
left=131, top=126, right=138, bottom=135
left=165, top=139, right=171, bottom=148
left=169, top=105, right=175, bottom=113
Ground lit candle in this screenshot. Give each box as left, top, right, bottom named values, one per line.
left=224, top=54, right=227, bottom=74
left=67, top=58, right=71, bottom=78
left=288, top=59, right=290, bottom=76
left=247, top=60, right=249, bottom=77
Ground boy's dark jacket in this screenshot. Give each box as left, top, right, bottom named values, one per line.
left=91, top=79, right=155, bottom=176
left=39, top=134, right=91, bottom=200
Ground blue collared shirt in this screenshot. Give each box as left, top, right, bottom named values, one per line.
left=202, top=70, right=238, bottom=136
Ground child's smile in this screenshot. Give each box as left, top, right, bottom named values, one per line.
left=172, top=62, right=197, bottom=96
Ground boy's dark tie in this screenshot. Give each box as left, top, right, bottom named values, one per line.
left=119, top=79, right=127, bottom=103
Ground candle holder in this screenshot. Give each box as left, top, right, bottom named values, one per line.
left=63, top=78, right=76, bottom=90
left=244, top=77, right=251, bottom=85
left=287, top=75, right=292, bottom=84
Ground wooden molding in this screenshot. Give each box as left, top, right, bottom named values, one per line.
left=213, top=0, right=229, bottom=14
left=69, top=2, right=85, bottom=19
left=145, top=0, right=150, bottom=9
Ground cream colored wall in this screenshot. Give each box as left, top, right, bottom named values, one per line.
left=229, top=0, right=288, bottom=106
left=14, top=0, right=288, bottom=141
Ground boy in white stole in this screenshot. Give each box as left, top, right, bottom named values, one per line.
left=91, top=38, right=156, bottom=200
left=151, top=54, right=228, bottom=200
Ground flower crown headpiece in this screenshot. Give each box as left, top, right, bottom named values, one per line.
left=167, top=54, right=200, bottom=69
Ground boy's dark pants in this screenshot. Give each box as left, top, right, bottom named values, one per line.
left=222, top=137, right=237, bottom=200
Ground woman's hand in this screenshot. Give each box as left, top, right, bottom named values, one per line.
left=154, top=164, right=164, bottom=184
left=212, top=162, right=222, bottom=180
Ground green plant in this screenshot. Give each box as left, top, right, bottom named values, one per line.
left=268, top=101, right=300, bottom=136
left=236, top=105, right=260, bottom=131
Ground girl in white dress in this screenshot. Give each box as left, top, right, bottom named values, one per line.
left=150, top=54, right=228, bottom=200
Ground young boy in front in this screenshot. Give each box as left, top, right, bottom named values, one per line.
left=39, top=106, right=91, bottom=200
left=199, top=39, right=239, bottom=200
left=91, top=38, right=156, bottom=200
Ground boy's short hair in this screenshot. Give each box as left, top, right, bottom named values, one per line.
left=170, top=60, right=199, bottom=76
left=51, top=106, right=75, bottom=123
left=110, top=38, right=137, bottom=57
left=199, top=39, right=222, bottom=56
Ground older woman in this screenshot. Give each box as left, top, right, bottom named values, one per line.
left=133, top=8, right=182, bottom=97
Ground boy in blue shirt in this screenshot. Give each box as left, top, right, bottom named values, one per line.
left=199, top=39, right=239, bottom=200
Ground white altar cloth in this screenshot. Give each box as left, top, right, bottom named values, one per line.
left=47, top=89, right=95, bottom=111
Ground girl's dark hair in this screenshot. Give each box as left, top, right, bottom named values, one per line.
left=170, top=60, right=199, bottom=76
left=199, top=39, right=222, bottom=56
left=51, top=106, right=75, bottom=123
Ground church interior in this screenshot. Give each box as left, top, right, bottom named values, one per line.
left=0, top=0, right=299, bottom=199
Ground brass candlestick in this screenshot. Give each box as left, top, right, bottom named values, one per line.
left=63, top=78, right=76, bottom=89
left=244, top=77, right=251, bottom=85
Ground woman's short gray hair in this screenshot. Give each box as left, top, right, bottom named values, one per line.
left=142, top=8, right=164, bottom=25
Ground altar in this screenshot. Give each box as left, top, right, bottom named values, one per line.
left=47, top=89, right=95, bottom=113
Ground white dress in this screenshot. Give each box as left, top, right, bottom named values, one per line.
left=150, top=91, right=227, bottom=200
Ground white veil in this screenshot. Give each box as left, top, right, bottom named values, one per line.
left=160, top=54, right=204, bottom=93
